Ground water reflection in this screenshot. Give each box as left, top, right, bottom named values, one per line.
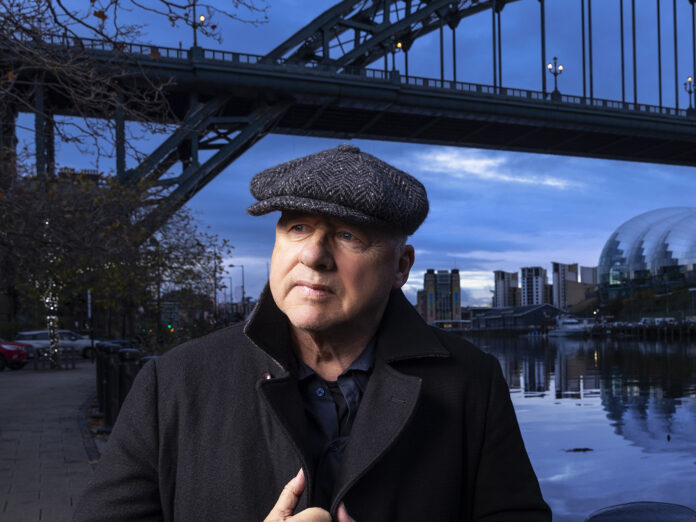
left=466, top=335, right=696, bottom=521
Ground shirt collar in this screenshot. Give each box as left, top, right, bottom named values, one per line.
left=295, top=337, right=376, bottom=382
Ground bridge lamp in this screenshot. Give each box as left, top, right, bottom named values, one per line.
left=547, top=56, right=564, bottom=101
left=191, top=0, right=207, bottom=47
left=390, top=39, right=403, bottom=72
left=684, top=76, right=694, bottom=110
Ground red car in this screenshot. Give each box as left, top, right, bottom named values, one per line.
left=0, top=339, right=30, bottom=371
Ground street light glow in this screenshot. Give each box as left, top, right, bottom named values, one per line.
left=199, top=14, right=205, bottom=22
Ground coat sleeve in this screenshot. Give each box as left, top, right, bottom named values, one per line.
left=471, top=354, right=552, bottom=522
left=73, top=360, right=164, bottom=522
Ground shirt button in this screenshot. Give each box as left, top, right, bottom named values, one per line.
left=315, top=387, right=326, bottom=398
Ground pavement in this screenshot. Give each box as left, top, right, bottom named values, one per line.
left=0, top=361, right=97, bottom=522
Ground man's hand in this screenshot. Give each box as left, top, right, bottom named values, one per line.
left=264, top=469, right=356, bottom=522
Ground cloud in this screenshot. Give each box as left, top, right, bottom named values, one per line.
left=415, top=148, right=581, bottom=190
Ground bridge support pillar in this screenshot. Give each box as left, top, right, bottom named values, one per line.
left=116, top=92, right=126, bottom=179
left=0, top=105, right=18, bottom=190
left=34, top=80, right=55, bottom=181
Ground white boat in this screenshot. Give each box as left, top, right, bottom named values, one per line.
left=548, top=315, right=589, bottom=337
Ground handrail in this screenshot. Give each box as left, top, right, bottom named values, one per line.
left=6, top=32, right=689, bottom=119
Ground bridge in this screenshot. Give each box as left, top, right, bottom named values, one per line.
left=3, top=0, right=696, bottom=221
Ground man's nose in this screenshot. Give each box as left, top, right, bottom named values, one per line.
left=298, top=233, right=334, bottom=270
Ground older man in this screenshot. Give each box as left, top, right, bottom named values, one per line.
left=74, top=145, right=550, bottom=521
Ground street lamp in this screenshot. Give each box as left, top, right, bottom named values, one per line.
left=547, top=56, right=564, bottom=101
left=391, top=39, right=402, bottom=72
left=684, top=76, right=696, bottom=118
left=229, top=264, right=245, bottom=317
left=192, top=0, right=206, bottom=47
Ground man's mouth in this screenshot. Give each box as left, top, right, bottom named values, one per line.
left=294, top=281, right=333, bottom=297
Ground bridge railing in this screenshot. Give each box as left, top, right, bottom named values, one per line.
left=11, top=33, right=689, bottom=119
left=400, top=74, right=687, bottom=118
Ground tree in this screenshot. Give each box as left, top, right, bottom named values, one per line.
left=0, top=170, right=233, bottom=355
left=0, top=0, right=262, bottom=362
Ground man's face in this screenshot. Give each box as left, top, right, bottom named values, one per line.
left=269, top=212, right=414, bottom=334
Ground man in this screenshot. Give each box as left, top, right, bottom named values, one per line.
left=74, top=145, right=551, bottom=521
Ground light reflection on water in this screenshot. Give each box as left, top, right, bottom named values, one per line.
left=465, top=335, right=696, bottom=522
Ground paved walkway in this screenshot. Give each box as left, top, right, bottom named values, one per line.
left=0, top=362, right=96, bottom=522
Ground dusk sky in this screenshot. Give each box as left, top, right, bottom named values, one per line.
left=22, top=0, right=696, bottom=306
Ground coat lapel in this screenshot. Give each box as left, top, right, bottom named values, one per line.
left=246, top=286, right=451, bottom=513
left=330, top=290, right=450, bottom=514
left=257, top=374, right=314, bottom=508
left=330, top=358, right=422, bottom=514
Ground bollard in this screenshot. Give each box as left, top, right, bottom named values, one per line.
left=95, top=342, right=120, bottom=414
left=118, top=349, right=141, bottom=410
left=103, top=344, right=121, bottom=429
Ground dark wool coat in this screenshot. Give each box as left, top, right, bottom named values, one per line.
left=74, top=288, right=551, bottom=522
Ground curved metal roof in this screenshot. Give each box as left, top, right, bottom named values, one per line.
left=598, top=207, right=696, bottom=284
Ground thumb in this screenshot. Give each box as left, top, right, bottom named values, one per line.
left=266, top=469, right=306, bottom=520
left=336, top=502, right=356, bottom=522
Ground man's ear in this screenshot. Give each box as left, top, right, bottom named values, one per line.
left=393, top=244, right=415, bottom=289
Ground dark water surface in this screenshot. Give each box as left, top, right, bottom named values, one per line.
left=465, top=335, right=696, bottom=522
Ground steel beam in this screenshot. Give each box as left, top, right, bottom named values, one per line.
left=159, top=102, right=291, bottom=213
left=120, top=96, right=228, bottom=184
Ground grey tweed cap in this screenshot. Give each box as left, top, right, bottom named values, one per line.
left=247, top=145, right=429, bottom=235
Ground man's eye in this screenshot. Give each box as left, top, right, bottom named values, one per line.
left=339, top=232, right=356, bottom=241
left=292, top=224, right=306, bottom=232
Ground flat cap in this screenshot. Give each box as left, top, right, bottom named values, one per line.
left=247, top=145, right=429, bottom=235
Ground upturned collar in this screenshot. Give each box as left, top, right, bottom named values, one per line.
left=244, top=285, right=450, bottom=372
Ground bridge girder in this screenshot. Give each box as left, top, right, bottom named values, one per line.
left=265, top=0, right=517, bottom=69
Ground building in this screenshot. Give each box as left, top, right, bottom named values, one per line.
left=493, top=270, right=519, bottom=308
left=552, top=262, right=579, bottom=311
left=598, top=207, right=696, bottom=300
left=580, top=266, right=598, bottom=285
left=521, top=266, right=548, bottom=306
left=471, top=303, right=563, bottom=331
left=418, top=269, right=461, bottom=323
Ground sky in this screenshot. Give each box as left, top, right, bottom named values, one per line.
left=19, top=0, right=696, bottom=306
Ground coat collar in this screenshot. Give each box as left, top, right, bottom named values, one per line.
left=248, top=284, right=451, bottom=512
left=243, top=285, right=451, bottom=370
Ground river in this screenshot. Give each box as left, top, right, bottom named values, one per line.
left=464, top=334, right=696, bottom=521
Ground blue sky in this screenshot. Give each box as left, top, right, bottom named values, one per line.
left=22, top=0, right=696, bottom=306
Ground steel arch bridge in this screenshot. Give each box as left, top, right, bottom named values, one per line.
left=4, top=0, right=696, bottom=224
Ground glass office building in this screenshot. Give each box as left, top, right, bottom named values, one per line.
left=598, top=207, right=696, bottom=300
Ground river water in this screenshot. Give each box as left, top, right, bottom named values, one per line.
left=464, top=334, right=696, bottom=521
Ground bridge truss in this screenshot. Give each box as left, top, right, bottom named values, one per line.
left=3, top=0, right=696, bottom=226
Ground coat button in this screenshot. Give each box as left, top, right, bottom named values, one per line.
left=260, top=372, right=272, bottom=380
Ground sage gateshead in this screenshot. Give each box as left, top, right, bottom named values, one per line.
left=598, top=207, right=696, bottom=300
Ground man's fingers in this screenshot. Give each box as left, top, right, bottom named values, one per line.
left=288, top=507, right=332, bottom=521
left=265, top=469, right=306, bottom=520
left=336, top=503, right=356, bottom=522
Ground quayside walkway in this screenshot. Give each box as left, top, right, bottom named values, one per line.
left=0, top=363, right=95, bottom=522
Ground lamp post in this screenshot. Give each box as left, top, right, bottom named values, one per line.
left=685, top=76, right=696, bottom=118
left=229, top=264, right=245, bottom=317
left=191, top=0, right=206, bottom=47
left=391, top=39, right=402, bottom=72
left=546, top=56, right=564, bottom=101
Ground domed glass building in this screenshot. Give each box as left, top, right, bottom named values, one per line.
left=598, top=207, right=696, bottom=299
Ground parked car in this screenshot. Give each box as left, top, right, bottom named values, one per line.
left=0, top=339, right=29, bottom=371
left=14, top=330, right=96, bottom=359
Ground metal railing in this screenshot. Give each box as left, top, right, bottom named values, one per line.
left=10, top=32, right=690, bottom=120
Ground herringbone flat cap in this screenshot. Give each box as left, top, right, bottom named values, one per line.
left=247, top=145, right=429, bottom=235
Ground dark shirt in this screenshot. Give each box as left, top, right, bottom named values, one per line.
left=295, top=340, right=375, bottom=510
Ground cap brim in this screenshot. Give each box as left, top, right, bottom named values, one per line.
left=247, top=195, right=389, bottom=228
